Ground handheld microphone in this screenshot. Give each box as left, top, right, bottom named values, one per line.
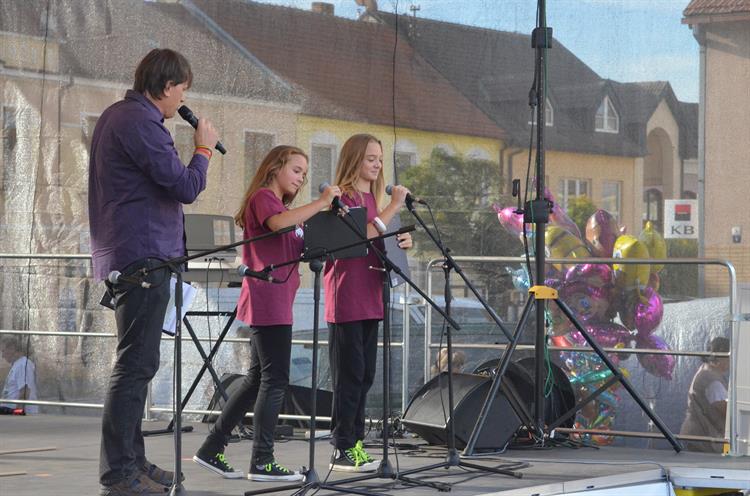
left=385, top=184, right=426, bottom=205
left=318, top=182, right=350, bottom=213
left=237, top=264, right=274, bottom=282
left=107, top=270, right=151, bottom=288
left=177, top=105, right=227, bottom=155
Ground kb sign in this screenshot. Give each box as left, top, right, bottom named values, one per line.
left=664, top=199, right=699, bottom=239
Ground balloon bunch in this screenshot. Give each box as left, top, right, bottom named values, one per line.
left=494, top=193, right=675, bottom=445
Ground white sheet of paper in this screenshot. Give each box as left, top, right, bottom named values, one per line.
left=162, top=275, right=197, bottom=335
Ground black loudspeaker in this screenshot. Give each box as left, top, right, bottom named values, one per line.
left=203, top=373, right=333, bottom=429
left=402, top=367, right=529, bottom=450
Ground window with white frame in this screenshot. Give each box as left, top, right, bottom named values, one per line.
left=244, top=131, right=274, bottom=185
left=2, top=106, right=18, bottom=186
left=558, top=177, right=590, bottom=211
left=311, top=144, right=336, bottom=192
left=595, top=95, right=619, bottom=133
left=528, top=98, right=554, bottom=127
left=601, top=180, right=621, bottom=221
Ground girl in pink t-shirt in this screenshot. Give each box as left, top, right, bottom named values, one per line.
left=324, top=134, right=412, bottom=472
left=194, top=145, right=340, bottom=482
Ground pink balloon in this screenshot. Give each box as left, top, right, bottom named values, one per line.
left=569, top=322, right=633, bottom=349
left=635, top=334, right=675, bottom=380
left=493, top=204, right=525, bottom=238
left=550, top=202, right=582, bottom=239
left=633, top=287, right=663, bottom=336
left=561, top=282, right=611, bottom=323
left=585, top=210, right=619, bottom=258
left=565, top=263, right=614, bottom=289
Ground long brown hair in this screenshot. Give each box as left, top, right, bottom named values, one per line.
left=333, top=134, right=385, bottom=208
left=235, top=145, right=308, bottom=228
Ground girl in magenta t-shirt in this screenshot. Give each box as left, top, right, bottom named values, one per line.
left=324, top=134, right=412, bottom=472
left=193, top=145, right=340, bottom=482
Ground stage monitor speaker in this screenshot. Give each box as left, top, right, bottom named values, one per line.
left=401, top=368, right=529, bottom=450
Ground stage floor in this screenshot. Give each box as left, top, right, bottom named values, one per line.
left=0, top=415, right=747, bottom=495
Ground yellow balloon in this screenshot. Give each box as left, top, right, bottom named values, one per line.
left=545, top=226, right=590, bottom=272
left=638, top=221, right=667, bottom=273
left=612, top=234, right=651, bottom=290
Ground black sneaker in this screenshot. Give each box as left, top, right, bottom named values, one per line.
left=192, top=451, right=244, bottom=479
left=329, top=446, right=379, bottom=473
left=248, top=461, right=303, bottom=482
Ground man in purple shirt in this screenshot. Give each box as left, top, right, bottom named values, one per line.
left=89, top=48, right=218, bottom=496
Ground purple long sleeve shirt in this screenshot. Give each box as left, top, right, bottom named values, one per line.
left=88, top=90, right=208, bottom=281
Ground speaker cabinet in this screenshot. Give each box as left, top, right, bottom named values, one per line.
left=402, top=370, right=527, bottom=450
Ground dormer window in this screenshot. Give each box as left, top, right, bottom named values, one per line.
left=595, top=95, right=619, bottom=133
left=529, top=98, right=554, bottom=127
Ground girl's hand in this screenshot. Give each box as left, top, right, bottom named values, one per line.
left=397, top=232, right=413, bottom=250
left=320, top=184, right=342, bottom=205
left=388, top=185, right=410, bottom=208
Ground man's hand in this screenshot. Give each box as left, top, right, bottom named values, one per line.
left=194, top=118, right=219, bottom=150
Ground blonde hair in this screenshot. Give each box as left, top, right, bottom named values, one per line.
left=235, top=145, right=308, bottom=228
left=333, top=134, right=385, bottom=208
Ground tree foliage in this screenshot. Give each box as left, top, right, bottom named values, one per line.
left=566, top=195, right=598, bottom=235
left=399, top=149, right=522, bottom=306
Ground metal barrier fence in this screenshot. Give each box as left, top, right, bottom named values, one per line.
left=0, top=253, right=742, bottom=455
left=422, top=256, right=741, bottom=455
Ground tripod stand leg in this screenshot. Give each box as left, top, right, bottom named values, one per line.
left=554, top=298, right=682, bottom=452
left=463, top=296, right=536, bottom=456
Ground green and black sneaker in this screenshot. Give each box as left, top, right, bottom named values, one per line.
left=329, top=445, right=379, bottom=473
left=192, top=451, right=244, bottom=479
left=248, top=461, right=303, bottom=482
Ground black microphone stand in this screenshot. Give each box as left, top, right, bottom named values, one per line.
left=243, top=225, right=421, bottom=496
left=318, top=210, right=463, bottom=492
left=462, top=0, right=682, bottom=456
left=126, top=226, right=296, bottom=495
left=388, top=198, right=527, bottom=484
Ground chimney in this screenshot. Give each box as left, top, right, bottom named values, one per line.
left=311, top=2, right=334, bottom=15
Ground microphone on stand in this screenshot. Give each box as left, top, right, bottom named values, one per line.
left=385, top=184, right=427, bottom=205
left=107, top=270, right=151, bottom=288
left=318, top=182, right=350, bottom=214
left=237, top=264, right=275, bottom=282
left=177, top=105, right=227, bottom=155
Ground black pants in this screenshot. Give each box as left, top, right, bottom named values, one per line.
left=328, top=319, right=379, bottom=450
left=99, top=259, right=171, bottom=485
left=201, top=325, right=291, bottom=465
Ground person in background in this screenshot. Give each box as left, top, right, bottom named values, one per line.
left=680, top=336, right=730, bottom=453
left=1, top=337, right=39, bottom=415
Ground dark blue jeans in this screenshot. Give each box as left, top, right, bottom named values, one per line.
left=99, top=259, right=171, bottom=485
left=328, top=319, right=379, bottom=450
left=201, top=325, right=291, bottom=465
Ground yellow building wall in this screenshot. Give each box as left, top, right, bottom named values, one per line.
left=509, top=149, right=640, bottom=235
left=295, top=115, right=503, bottom=203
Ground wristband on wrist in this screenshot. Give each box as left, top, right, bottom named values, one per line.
left=194, top=146, right=212, bottom=159
left=373, top=216, right=387, bottom=234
